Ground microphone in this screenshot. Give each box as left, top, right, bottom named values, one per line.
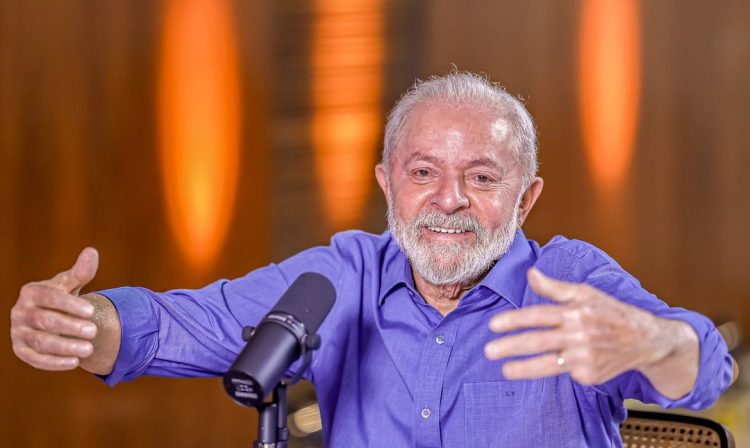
left=223, top=272, right=336, bottom=407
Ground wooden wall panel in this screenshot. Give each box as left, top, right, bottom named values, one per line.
left=2, top=0, right=271, bottom=446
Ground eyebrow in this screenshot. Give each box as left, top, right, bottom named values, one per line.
left=404, top=151, right=440, bottom=166
left=465, top=157, right=502, bottom=171
left=402, top=151, right=505, bottom=173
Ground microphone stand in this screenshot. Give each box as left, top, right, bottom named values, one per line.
left=254, top=383, right=288, bottom=448
left=244, top=325, right=321, bottom=448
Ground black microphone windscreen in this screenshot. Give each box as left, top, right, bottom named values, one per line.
left=271, top=272, right=336, bottom=334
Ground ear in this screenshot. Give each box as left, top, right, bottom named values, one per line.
left=375, top=164, right=389, bottom=204
left=517, top=177, right=543, bottom=226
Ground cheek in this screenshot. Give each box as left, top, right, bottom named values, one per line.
left=391, top=185, right=434, bottom=217
left=472, top=192, right=519, bottom=228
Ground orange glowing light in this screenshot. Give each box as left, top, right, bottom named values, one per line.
left=158, top=0, right=241, bottom=270
left=311, top=0, right=384, bottom=230
left=578, top=0, right=641, bottom=193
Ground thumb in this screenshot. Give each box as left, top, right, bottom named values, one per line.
left=51, top=247, right=100, bottom=294
left=527, top=267, right=580, bottom=304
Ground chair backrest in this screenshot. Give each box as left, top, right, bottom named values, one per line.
left=620, top=410, right=735, bottom=448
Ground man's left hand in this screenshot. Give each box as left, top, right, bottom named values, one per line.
left=484, top=268, right=698, bottom=396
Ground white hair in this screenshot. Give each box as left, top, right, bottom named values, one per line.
left=382, top=71, right=539, bottom=189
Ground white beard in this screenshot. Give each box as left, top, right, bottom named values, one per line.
left=387, top=191, right=521, bottom=286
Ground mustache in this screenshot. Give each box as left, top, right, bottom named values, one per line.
left=410, top=209, right=483, bottom=233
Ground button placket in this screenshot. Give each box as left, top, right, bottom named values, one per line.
left=412, top=318, right=460, bottom=448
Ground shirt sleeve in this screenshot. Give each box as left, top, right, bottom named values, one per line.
left=95, top=231, right=368, bottom=387
left=96, top=264, right=292, bottom=386
left=559, top=242, right=733, bottom=410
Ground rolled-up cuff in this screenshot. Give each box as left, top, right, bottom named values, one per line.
left=94, top=287, right=159, bottom=387
left=636, top=308, right=732, bottom=409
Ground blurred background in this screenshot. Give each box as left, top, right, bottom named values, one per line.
left=2, top=0, right=749, bottom=446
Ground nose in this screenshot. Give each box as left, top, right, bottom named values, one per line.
left=431, top=174, right=469, bottom=214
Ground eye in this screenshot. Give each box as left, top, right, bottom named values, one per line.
left=408, top=167, right=435, bottom=183
left=475, top=174, right=491, bottom=183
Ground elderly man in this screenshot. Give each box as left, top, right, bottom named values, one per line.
left=11, top=72, right=732, bottom=447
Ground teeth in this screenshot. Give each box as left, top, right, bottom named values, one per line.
left=428, top=226, right=466, bottom=234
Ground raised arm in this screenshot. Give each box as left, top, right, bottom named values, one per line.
left=485, top=269, right=698, bottom=397
left=10, top=248, right=121, bottom=375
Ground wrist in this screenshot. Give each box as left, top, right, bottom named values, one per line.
left=638, top=317, right=700, bottom=399
left=636, top=313, right=676, bottom=368
left=78, top=293, right=122, bottom=375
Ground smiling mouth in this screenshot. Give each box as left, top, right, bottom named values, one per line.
left=426, top=226, right=470, bottom=234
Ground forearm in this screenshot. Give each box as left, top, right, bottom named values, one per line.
left=79, top=293, right=121, bottom=375
left=638, top=317, right=699, bottom=400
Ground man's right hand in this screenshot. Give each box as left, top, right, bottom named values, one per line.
left=11, top=247, right=118, bottom=373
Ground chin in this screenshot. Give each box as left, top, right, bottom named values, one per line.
left=416, top=256, right=477, bottom=285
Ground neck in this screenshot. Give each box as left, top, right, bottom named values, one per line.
left=413, top=271, right=476, bottom=316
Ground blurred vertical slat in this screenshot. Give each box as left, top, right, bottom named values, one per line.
left=157, top=0, right=242, bottom=273
left=310, top=0, right=384, bottom=232
left=577, top=0, right=641, bottom=266
left=269, top=0, right=422, bottom=259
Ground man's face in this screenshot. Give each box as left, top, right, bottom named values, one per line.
left=377, top=103, right=532, bottom=286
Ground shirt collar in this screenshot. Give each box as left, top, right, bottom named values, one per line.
left=378, top=233, right=416, bottom=305
left=475, top=229, right=535, bottom=309
left=378, top=229, right=535, bottom=308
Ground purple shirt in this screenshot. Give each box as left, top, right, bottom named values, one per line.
left=98, top=230, right=732, bottom=447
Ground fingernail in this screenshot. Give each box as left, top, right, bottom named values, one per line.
left=484, top=344, right=493, bottom=359
left=484, top=343, right=499, bottom=359
left=81, top=324, right=97, bottom=338
left=489, top=317, right=504, bottom=331
left=502, top=364, right=515, bottom=378
left=64, top=357, right=79, bottom=368
left=77, top=343, right=93, bottom=357
left=83, top=304, right=94, bottom=315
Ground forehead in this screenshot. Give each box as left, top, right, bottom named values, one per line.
left=394, top=102, right=515, bottom=166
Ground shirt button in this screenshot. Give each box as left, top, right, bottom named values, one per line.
left=421, top=407, right=431, bottom=419
left=435, top=335, right=445, bottom=345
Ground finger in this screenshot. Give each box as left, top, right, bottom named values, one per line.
left=50, top=247, right=99, bottom=294
left=489, top=305, right=564, bottom=332
left=527, top=267, right=585, bottom=304
left=13, top=346, right=79, bottom=371
left=502, top=352, right=564, bottom=380
left=561, top=347, right=610, bottom=385
left=13, top=326, right=94, bottom=357
left=27, top=308, right=98, bottom=339
left=485, top=329, right=568, bottom=360
left=23, top=283, right=94, bottom=318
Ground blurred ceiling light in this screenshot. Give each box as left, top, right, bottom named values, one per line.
left=158, top=0, right=241, bottom=270
left=311, top=0, right=384, bottom=231
left=578, top=0, right=641, bottom=194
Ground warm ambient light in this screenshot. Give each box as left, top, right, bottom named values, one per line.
left=578, top=0, right=641, bottom=194
left=311, top=0, right=384, bottom=231
left=157, top=0, right=241, bottom=270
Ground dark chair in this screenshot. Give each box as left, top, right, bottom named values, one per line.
left=620, top=410, right=735, bottom=448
